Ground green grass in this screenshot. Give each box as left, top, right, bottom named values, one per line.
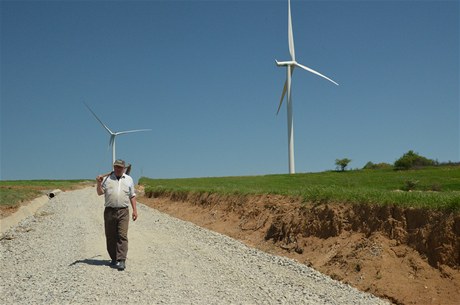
left=139, top=166, right=460, bottom=211
left=0, top=188, right=43, bottom=208
left=0, top=180, right=90, bottom=207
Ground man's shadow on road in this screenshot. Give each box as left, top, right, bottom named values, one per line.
left=69, top=256, right=109, bottom=267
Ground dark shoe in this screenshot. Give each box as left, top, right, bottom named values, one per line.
left=110, top=260, right=119, bottom=268
left=117, top=260, right=126, bottom=271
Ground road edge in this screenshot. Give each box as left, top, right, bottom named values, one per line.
left=1, top=195, right=50, bottom=234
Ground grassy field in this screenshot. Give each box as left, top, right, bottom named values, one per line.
left=0, top=180, right=91, bottom=207
left=139, top=166, right=460, bottom=210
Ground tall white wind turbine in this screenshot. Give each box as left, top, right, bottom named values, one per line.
left=275, top=0, right=338, bottom=174
left=84, top=103, right=151, bottom=164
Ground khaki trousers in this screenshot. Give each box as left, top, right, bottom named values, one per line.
left=104, top=207, right=129, bottom=261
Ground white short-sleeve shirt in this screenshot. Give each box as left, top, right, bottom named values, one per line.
left=101, top=173, right=136, bottom=208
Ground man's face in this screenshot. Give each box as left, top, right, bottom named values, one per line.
left=114, top=165, right=124, bottom=176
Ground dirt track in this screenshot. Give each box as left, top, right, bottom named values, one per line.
left=0, top=187, right=388, bottom=305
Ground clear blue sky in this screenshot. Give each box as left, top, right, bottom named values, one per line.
left=1, top=0, right=459, bottom=182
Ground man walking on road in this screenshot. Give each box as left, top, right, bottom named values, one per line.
left=96, top=159, right=138, bottom=271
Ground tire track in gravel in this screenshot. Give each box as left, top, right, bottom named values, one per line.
left=0, top=187, right=389, bottom=305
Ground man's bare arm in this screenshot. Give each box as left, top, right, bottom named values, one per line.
left=95, top=171, right=112, bottom=196
left=130, top=196, right=138, bottom=221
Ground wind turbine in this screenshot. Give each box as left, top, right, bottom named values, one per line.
left=275, top=0, right=338, bottom=174
left=84, top=103, right=151, bottom=164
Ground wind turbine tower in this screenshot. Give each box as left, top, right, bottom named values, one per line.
left=84, top=103, right=151, bottom=165
left=275, top=0, right=339, bottom=174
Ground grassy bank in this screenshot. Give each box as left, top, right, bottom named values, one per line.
left=139, top=166, right=460, bottom=210
left=0, top=180, right=90, bottom=207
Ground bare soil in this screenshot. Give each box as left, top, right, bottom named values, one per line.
left=140, top=189, right=460, bottom=305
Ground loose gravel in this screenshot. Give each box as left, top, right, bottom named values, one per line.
left=0, top=187, right=389, bottom=305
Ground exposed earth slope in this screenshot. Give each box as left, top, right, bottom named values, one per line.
left=141, top=190, right=460, bottom=305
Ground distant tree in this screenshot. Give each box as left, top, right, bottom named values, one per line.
left=335, top=158, right=352, bottom=172
left=394, top=150, right=435, bottom=170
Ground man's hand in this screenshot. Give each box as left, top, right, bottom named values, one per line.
left=132, top=210, right=138, bottom=221
left=96, top=175, right=104, bottom=195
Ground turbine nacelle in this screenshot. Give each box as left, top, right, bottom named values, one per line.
left=275, top=60, right=296, bottom=67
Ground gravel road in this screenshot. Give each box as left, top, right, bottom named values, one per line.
left=0, top=187, right=389, bottom=305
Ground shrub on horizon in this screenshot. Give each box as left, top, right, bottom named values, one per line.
left=394, top=150, right=435, bottom=170
left=363, top=161, right=393, bottom=170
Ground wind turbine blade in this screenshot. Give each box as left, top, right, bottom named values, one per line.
left=295, top=63, right=339, bottom=86
left=109, top=135, right=115, bottom=150
left=115, top=129, right=152, bottom=136
left=84, top=102, right=114, bottom=134
left=276, top=67, right=295, bottom=115
left=277, top=80, right=288, bottom=115
left=288, top=0, right=295, bottom=61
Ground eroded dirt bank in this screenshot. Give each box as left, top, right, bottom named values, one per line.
left=141, top=190, right=460, bottom=305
